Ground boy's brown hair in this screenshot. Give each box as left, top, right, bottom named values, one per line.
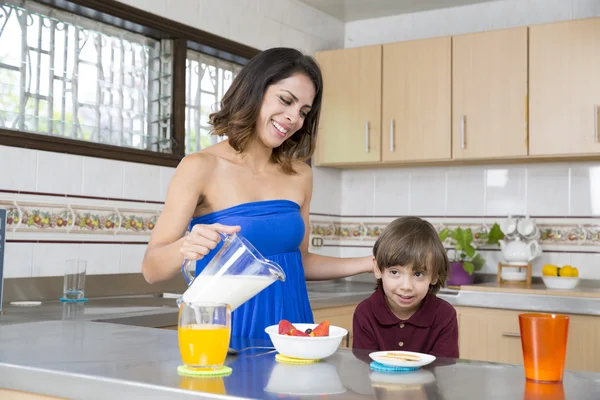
left=373, top=216, right=449, bottom=294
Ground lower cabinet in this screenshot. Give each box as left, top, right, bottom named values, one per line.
left=455, top=306, right=600, bottom=373
left=312, top=304, right=358, bottom=348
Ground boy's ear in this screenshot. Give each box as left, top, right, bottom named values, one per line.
left=372, top=257, right=383, bottom=279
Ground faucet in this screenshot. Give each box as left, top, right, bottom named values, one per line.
left=0, top=208, right=5, bottom=313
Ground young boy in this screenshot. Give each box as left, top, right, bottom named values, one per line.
left=352, top=216, right=459, bottom=358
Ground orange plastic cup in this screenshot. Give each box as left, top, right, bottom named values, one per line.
left=523, top=380, right=565, bottom=400
left=518, top=313, right=569, bottom=383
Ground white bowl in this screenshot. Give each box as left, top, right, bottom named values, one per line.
left=542, top=276, right=580, bottom=290
left=264, top=323, right=348, bottom=360
left=369, top=351, right=436, bottom=368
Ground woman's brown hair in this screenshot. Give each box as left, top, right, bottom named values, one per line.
left=373, top=216, right=449, bottom=294
left=209, top=47, right=323, bottom=174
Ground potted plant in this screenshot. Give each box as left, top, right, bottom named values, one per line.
left=439, top=223, right=504, bottom=286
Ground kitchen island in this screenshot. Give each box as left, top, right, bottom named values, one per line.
left=1, top=320, right=599, bottom=400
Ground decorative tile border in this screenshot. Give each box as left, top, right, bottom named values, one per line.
left=1, top=200, right=159, bottom=237
left=310, top=218, right=600, bottom=247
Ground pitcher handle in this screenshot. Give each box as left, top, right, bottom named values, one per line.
left=181, top=259, right=195, bottom=286
left=181, top=231, right=232, bottom=285
left=527, top=241, right=541, bottom=261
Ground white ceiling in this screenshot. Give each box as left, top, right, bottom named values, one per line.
left=298, top=0, right=501, bottom=22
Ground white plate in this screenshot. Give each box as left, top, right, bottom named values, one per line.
left=10, top=301, right=42, bottom=307
left=369, top=351, right=436, bottom=368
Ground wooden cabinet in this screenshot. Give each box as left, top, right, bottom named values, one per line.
left=381, top=37, right=452, bottom=162
left=314, top=46, right=382, bottom=166
left=529, top=18, right=600, bottom=156
left=455, top=306, right=600, bottom=373
left=452, top=27, right=528, bottom=160
left=455, top=306, right=523, bottom=365
left=313, top=304, right=357, bottom=348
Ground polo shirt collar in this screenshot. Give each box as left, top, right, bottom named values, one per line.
left=372, top=285, right=436, bottom=328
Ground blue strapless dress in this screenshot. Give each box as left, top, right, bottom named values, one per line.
left=188, top=199, right=314, bottom=340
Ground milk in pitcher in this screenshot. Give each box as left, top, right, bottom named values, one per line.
left=181, top=274, right=274, bottom=311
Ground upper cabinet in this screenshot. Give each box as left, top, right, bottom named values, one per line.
left=452, top=27, right=529, bottom=160
left=529, top=18, right=600, bottom=156
left=314, top=46, right=382, bottom=166
left=381, top=37, right=452, bottom=162
left=313, top=18, right=600, bottom=168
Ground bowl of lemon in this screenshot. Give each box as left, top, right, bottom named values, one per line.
left=541, top=264, right=579, bottom=290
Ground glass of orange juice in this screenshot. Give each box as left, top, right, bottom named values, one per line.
left=178, top=301, right=231, bottom=371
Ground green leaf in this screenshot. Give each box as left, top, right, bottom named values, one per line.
left=439, top=228, right=449, bottom=242
left=451, top=228, right=463, bottom=242
left=461, top=229, right=476, bottom=258
left=471, top=253, right=485, bottom=271
left=487, top=223, right=505, bottom=245
left=463, top=261, right=475, bottom=275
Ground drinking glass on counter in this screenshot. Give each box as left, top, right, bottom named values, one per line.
left=519, top=313, right=569, bottom=383
left=178, top=301, right=231, bottom=371
left=63, top=259, right=87, bottom=300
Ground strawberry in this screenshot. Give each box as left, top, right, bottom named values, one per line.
left=289, top=328, right=309, bottom=337
left=312, top=320, right=330, bottom=337
left=278, top=320, right=294, bottom=335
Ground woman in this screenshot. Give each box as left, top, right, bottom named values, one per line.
left=142, top=47, right=372, bottom=339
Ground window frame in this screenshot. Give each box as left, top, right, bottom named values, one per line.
left=0, top=0, right=259, bottom=167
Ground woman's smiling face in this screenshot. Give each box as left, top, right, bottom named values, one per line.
left=255, top=73, right=315, bottom=148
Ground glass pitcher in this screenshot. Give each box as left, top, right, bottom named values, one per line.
left=180, top=233, right=286, bottom=311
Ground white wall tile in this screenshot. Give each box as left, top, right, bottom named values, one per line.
left=36, top=151, right=83, bottom=195
left=373, top=168, right=410, bottom=216
left=230, top=12, right=282, bottom=50
left=308, top=245, right=340, bottom=258
left=311, top=166, right=342, bottom=215
left=160, top=0, right=201, bottom=28
left=485, top=166, right=526, bottom=216
left=572, top=0, right=600, bottom=19
left=341, top=170, right=375, bottom=215
left=32, top=243, right=81, bottom=277
left=3, top=242, right=33, bottom=278
left=569, top=252, right=600, bottom=280
left=79, top=244, right=121, bottom=275
left=128, top=0, right=167, bottom=17
left=160, top=167, right=176, bottom=203
left=410, top=168, right=446, bottom=216
left=123, top=162, right=162, bottom=202
left=120, top=245, right=147, bottom=274
left=340, top=246, right=373, bottom=258
left=446, top=167, right=485, bottom=216
left=526, top=163, right=570, bottom=216
left=0, top=146, right=37, bottom=191
left=345, top=0, right=586, bottom=48
left=570, top=163, right=600, bottom=216
left=82, top=158, right=124, bottom=198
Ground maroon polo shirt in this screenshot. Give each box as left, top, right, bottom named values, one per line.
left=352, top=286, right=459, bottom=358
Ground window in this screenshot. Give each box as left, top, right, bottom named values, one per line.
left=185, top=50, right=242, bottom=154
left=0, top=0, right=259, bottom=166
left=0, top=0, right=173, bottom=152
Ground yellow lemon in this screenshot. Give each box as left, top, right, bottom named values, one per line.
left=559, top=265, right=574, bottom=277
left=572, top=267, right=579, bottom=277
left=542, top=264, right=559, bottom=277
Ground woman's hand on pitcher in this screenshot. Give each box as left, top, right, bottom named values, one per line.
left=180, top=223, right=241, bottom=260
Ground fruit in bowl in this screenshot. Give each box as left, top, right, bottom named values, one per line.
left=541, top=264, right=579, bottom=290
left=265, top=320, right=348, bottom=360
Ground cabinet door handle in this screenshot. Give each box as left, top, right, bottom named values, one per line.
left=501, top=332, right=521, bottom=338
left=460, top=114, right=466, bottom=149
left=364, top=120, right=369, bottom=153
left=389, top=119, right=395, bottom=152
left=595, top=105, right=598, bottom=143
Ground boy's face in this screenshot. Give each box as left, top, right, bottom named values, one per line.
left=373, top=257, right=436, bottom=319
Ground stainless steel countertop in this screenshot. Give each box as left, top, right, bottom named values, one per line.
left=1, top=320, right=599, bottom=400
left=3, top=280, right=600, bottom=331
